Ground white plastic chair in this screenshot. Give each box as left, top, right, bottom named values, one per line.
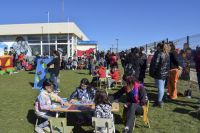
left=92, top=116, right=115, bottom=133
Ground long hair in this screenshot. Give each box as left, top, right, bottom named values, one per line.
left=162, top=43, right=170, bottom=55
left=94, top=90, right=111, bottom=106
left=124, top=75, right=138, bottom=86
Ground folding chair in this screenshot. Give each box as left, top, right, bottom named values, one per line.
left=99, top=78, right=107, bottom=89
left=92, top=117, right=115, bottom=133
left=48, top=117, right=73, bottom=133
left=114, top=80, right=123, bottom=88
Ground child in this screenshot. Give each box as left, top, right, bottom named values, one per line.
left=71, top=59, right=78, bottom=70
left=94, top=90, right=113, bottom=133
left=91, top=63, right=106, bottom=84
left=69, top=78, right=96, bottom=102
left=108, top=64, right=120, bottom=89
left=69, top=78, right=96, bottom=124
left=34, top=79, right=64, bottom=133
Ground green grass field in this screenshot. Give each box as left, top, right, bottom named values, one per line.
left=0, top=69, right=199, bottom=133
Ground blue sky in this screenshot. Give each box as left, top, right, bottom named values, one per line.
left=0, top=0, right=200, bottom=50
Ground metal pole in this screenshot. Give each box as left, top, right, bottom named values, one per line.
left=187, top=36, right=190, bottom=45
left=47, top=11, right=50, bottom=56
left=62, top=0, right=65, bottom=21
left=116, top=39, right=118, bottom=53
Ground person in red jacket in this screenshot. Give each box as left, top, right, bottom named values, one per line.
left=97, top=63, right=106, bottom=79
left=91, top=63, right=106, bottom=84
left=109, top=52, right=118, bottom=67
left=108, top=64, right=120, bottom=89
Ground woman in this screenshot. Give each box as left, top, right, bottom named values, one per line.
left=167, top=43, right=181, bottom=100
left=153, top=43, right=170, bottom=107
left=109, top=76, right=148, bottom=133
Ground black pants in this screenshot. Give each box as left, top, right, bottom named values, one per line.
left=125, top=103, right=143, bottom=133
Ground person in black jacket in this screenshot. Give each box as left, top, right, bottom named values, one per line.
left=47, top=50, right=60, bottom=92
left=124, top=47, right=143, bottom=80
left=109, top=76, right=148, bottom=133
left=167, top=42, right=181, bottom=99
left=139, top=47, right=147, bottom=83
left=153, top=43, right=170, bottom=107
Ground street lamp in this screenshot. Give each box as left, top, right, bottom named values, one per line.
left=116, top=38, right=119, bottom=53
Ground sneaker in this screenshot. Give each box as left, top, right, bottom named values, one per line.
left=123, top=127, right=129, bottom=133
left=35, top=126, right=45, bottom=133
left=43, top=126, right=50, bottom=132
left=158, top=101, right=164, bottom=108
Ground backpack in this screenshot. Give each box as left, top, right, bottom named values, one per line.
left=184, top=89, right=192, bottom=98
left=124, top=64, right=135, bottom=78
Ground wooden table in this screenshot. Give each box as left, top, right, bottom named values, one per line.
left=50, top=102, right=119, bottom=113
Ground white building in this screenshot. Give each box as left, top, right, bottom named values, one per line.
left=0, top=22, right=97, bottom=57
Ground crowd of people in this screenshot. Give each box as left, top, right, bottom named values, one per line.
left=17, top=42, right=199, bottom=133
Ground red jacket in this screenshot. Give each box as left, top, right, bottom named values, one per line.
left=110, top=55, right=118, bottom=66
left=97, top=66, right=106, bottom=78
left=109, top=69, right=120, bottom=81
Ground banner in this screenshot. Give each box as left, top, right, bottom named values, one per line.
left=0, top=56, right=13, bottom=69
left=33, top=57, right=53, bottom=89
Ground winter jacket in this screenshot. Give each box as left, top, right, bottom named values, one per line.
left=109, top=69, right=120, bottom=82
left=194, top=52, right=200, bottom=72
left=170, top=51, right=180, bottom=69
left=97, top=66, right=106, bottom=78
left=153, top=52, right=170, bottom=80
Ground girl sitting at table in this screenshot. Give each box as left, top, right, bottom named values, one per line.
left=109, top=75, right=148, bottom=133
left=34, top=79, right=64, bottom=133
left=69, top=78, right=96, bottom=124
left=69, top=78, right=96, bottom=103
left=94, top=90, right=114, bottom=132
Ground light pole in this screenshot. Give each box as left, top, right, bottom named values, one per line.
left=47, top=11, right=50, bottom=56
left=116, top=38, right=119, bottom=53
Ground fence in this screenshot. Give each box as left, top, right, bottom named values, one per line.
left=139, top=33, right=200, bottom=83
left=141, top=33, right=200, bottom=55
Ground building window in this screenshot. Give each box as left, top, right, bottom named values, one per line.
left=29, top=45, right=41, bottom=55
left=42, top=45, right=55, bottom=56
left=42, top=35, right=56, bottom=43
left=28, top=36, right=41, bottom=43
left=70, top=44, right=72, bottom=56
left=57, top=44, right=68, bottom=56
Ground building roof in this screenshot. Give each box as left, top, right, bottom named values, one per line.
left=0, top=22, right=89, bottom=40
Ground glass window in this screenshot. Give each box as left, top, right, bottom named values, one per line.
left=57, top=44, right=68, bottom=56
left=42, top=35, right=56, bottom=43
left=42, top=45, right=56, bottom=56
left=29, top=45, right=41, bottom=55
left=28, top=36, right=41, bottom=43
left=70, top=44, right=72, bottom=56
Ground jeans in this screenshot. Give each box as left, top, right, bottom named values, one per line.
left=155, top=79, right=166, bottom=102
left=36, top=112, right=55, bottom=128
left=50, top=74, right=58, bottom=91
left=124, top=103, right=143, bottom=133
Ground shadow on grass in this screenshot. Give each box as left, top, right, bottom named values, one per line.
left=75, top=71, right=89, bottom=75
left=29, top=82, right=34, bottom=87
left=144, top=82, right=156, bottom=88
left=28, top=71, right=35, bottom=74
left=165, top=99, right=199, bottom=109
left=173, top=107, right=200, bottom=120
left=27, top=109, right=37, bottom=125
